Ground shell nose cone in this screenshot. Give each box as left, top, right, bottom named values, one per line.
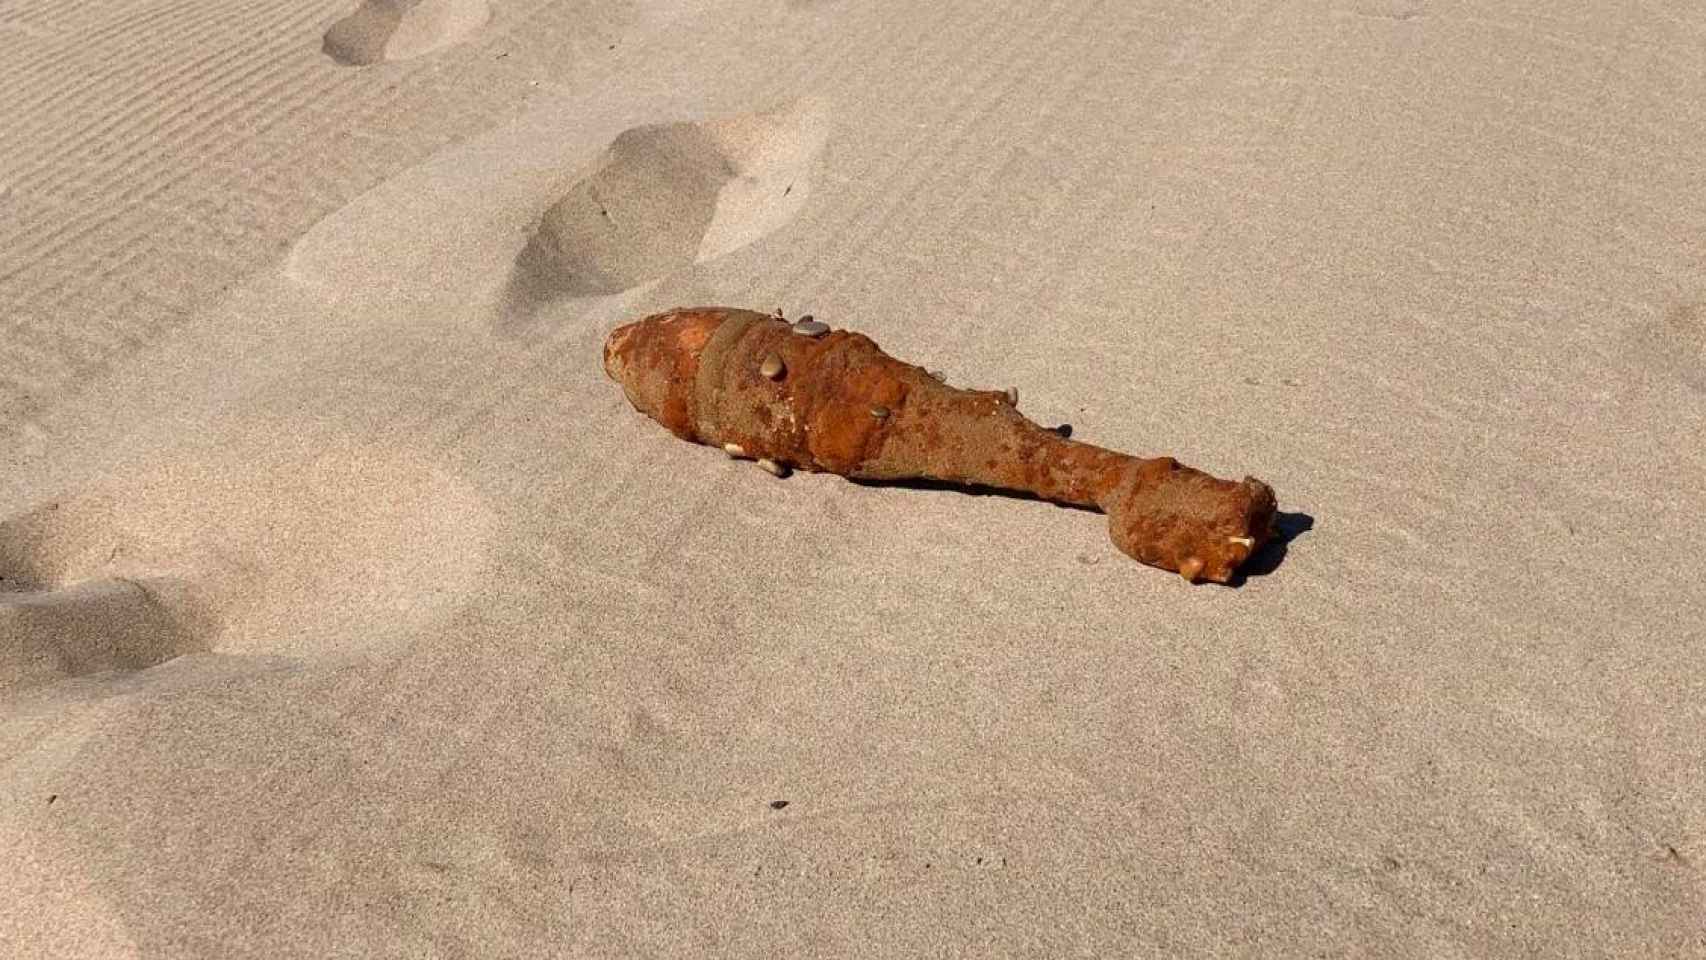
left=603, top=319, right=642, bottom=380
left=603, top=308, right=740, bottom=441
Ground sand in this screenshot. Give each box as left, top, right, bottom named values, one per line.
left=2, top=0, right=1703, bottom=955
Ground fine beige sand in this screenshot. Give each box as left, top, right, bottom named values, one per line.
left=3, top=0, right=1704, bottom=955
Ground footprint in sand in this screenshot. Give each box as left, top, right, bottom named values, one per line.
left=323, top=0, right=490, bottom=66
left=0, top=575, right=214, bottom=697
left=1, top=502, right=216, bottom=696
left=0, top=430, right=491, bottom=697
left=503, top=101, right=829, bottom=314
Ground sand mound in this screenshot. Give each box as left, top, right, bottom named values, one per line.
left=505, top=101, right=828, bottom=308
left=322, top=0, right=489, bottom=66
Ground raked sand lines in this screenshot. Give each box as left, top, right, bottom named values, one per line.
left=323, top=0, right=491, bottom=66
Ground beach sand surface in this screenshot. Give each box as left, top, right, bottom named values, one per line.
left=3, top=0, right=1704, bottom=955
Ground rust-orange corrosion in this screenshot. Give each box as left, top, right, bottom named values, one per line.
left=603, top=307, right=1278, bottom=583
